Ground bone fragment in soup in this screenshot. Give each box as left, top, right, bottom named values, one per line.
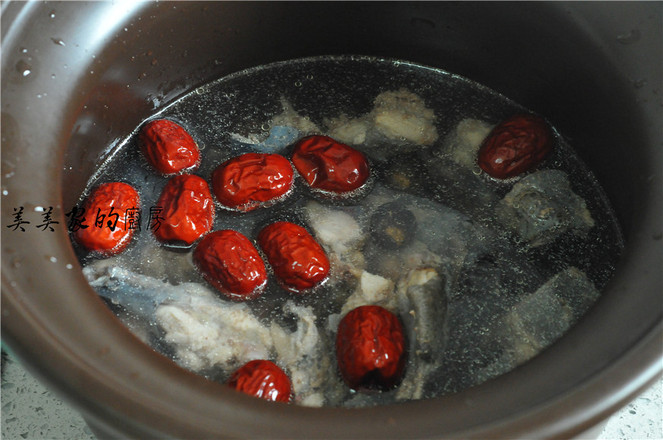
left=497, top=169, right=595, bottom=246
left=437, top=118, right=495, bottom=172
left=474, top=267, right=600, bottom=383
left=84, top=259, right=342, bottom=407
left=323, top=88, right=439, bottom=158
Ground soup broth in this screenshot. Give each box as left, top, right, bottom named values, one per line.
left=72, top=56, right=623, bottom=407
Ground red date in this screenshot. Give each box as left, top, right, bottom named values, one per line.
left=291, top=135, right=370, bottom=193
left=193, top=230, right=267, bottom=301
left=139, top=119, right=200, bottom=176
left=153, top=174, right=215, bottom=245
left=257, top=221, right=330, bottom=293
left=477, top=114, right=553, bottom=179
left=227, top=360, right=292, bottom=403
left=336, top=305, right=406, bottom=391
left=212, top=153, right=294, bottom=212
left=74, top=182, right=140, bottom=256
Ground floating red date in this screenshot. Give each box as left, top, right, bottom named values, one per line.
left=153, top=174, right=215, bottom=245
left=477, top=114, right=553, bottom=179
left=291, top=135, right=370, bottom=193
left=74, top=182, right=140, bottom=256
left=139, top=119, right=200, bottom=176
left=193, top=230, right=267, bottom=301
left=212, top=153, right=294, bottom=212
left=257, top=221, right=330, bottom=292
left=336, top=305, right=406, bottom=391
left=227, top=360, right=292, bottom=403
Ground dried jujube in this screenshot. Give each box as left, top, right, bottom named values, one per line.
left=193, top=230, right=267, bottom=301
left=139, top=119, right=200, bottom=176
left=212, top=153, right=294, bottom=212
left=153, top=174, right=215, bottom=245
left=227, top=360, right=292, bottom=403
left=291, top=135, right=370, bottom=194
left=74, top=182, right=140, bottom=256
left=335, top=305, right=406, bottom=391
left=257, top=221, right=330, bottom=293
left=477, top=114, right=553, bottom=179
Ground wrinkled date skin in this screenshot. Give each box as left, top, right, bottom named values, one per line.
left=212, top=153, right=294, bottom=211
left=193, top=230, right=267, bottom=301
left=74, top=182, right=140, bottom=256
left=139, top=119, right=201, bottom=176
left=153, top=174, right=215, bottom=245
left=477, top=114, right=553, bottom=179
left=227, top=360, right=292, bottom=403
left=257, top=221, right=330, bottom=292
left=291, top=135, right=370, bottom=193
left=336, top=305, right=406, bottom=391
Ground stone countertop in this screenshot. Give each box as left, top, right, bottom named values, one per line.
left=1, top=351, right=661, bottom=439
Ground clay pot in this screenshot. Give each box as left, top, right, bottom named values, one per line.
left=2, top=2, right=660, bottom=438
